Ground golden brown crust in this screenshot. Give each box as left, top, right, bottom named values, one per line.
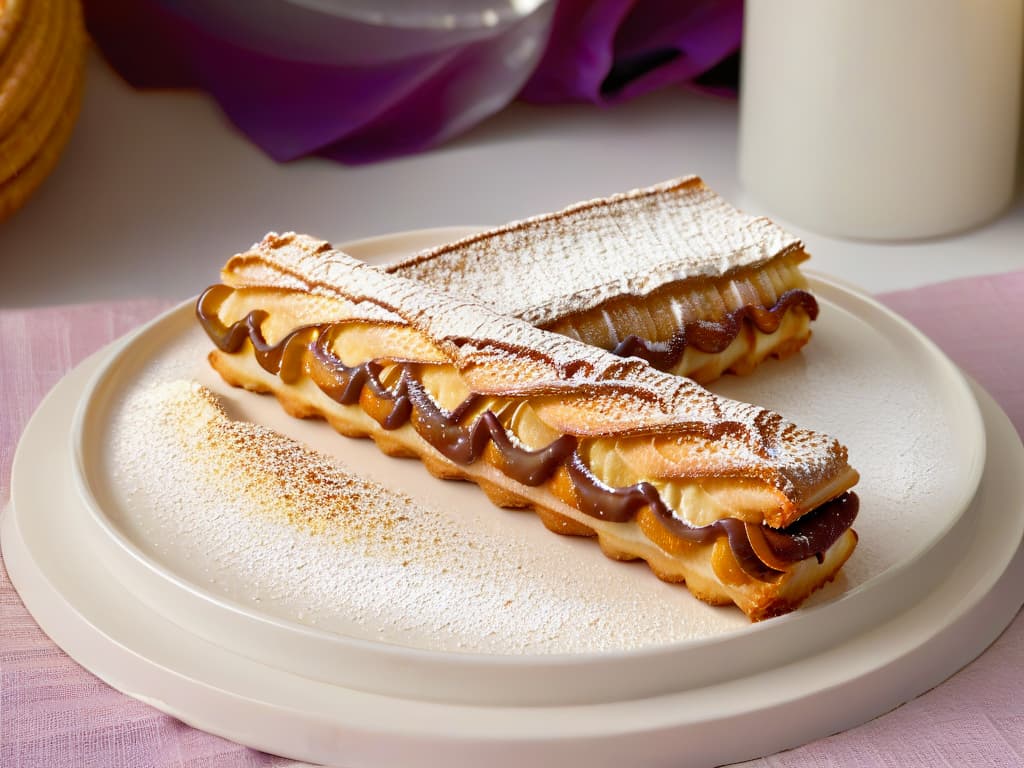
left=213, top=233, right=857, bottom=519
left=207, top=345, right=857, bottom=620
left=0, top=0, right=85, bottom=222
left=543, top=252, right=815, bottom=383
left=386, top=177, right=815, bottom=383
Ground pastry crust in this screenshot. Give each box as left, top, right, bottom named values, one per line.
left=388, top=177, right=817, bottom=383
left=199, top=232, right=860, bottom=620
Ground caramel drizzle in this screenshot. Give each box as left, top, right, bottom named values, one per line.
left=197, top=285, right=856, bottom=582
left=608, top=289, right=819, bottom=370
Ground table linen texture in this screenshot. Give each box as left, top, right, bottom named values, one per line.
left=2, top=272, right=1023, bottom=767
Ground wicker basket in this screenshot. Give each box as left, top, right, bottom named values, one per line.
left=0, top=0, right=86, bottom=222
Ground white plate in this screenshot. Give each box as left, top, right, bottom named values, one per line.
left=59, top=228, right=988, bottom=709
left=4, top=350, right=1022, bottom=767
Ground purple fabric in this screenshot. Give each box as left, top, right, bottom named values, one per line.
left=2, top=271, right=1024, bottom=766
left=84, top=0, right=554, bottom=163
left=83, top=0, right=742, bottom=163
left=519, top=0, right=742, bottom=103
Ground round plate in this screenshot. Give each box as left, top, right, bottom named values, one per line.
left=3, top=350, right=1022, bottom=767
left=59, top=228, right=988, bottom=710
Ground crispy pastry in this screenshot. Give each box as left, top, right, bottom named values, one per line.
left=197, top=233, right=859, bottom=620
left=388, top=176, right=817, bottom=383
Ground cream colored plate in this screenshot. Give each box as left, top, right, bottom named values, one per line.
left=61, top=227, right=983, bottom=708
left=3, top=351, right=1020, bottom=766
left=56, top=228, right=985, bottom=708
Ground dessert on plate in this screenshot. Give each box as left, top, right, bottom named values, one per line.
left=388, top=176, right=817, bottom=383
left=196, top=232, right=859, bottom=620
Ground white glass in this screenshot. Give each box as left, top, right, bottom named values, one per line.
left=739, top=0, right=1023, bottom=240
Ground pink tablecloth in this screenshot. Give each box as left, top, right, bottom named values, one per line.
left=2, top=274, right=1023, bottom=767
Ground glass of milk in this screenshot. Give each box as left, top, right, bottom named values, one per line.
left=739, top=0, right=1023, bottom=240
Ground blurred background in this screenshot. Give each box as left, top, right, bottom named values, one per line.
left=0, top=0, right=1021, bottom=305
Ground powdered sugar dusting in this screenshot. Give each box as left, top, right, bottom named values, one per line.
left=219, top=231, right=850, bottom=508
left=107, top=380, right=738, bottom=653
left=387, top=177, right=803, bottom=326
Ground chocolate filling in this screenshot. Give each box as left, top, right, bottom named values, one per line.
left=760, top=492, right=859, bottom=564
left=197, top=285, right=856, bottom=582
left=564, top=454, right=856, bottom=581
left=608, top=289, right=819, bottom=370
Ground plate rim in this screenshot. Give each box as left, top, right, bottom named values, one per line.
left=3, top=349, right=1021, bottom=766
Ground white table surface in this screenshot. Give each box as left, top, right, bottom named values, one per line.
left=1, top=51, right=1022, bottom=308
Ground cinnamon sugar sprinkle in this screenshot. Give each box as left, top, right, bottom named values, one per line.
left=111, top=380, right=741, bottom=653
left=133, top=380, right=452, bottom=561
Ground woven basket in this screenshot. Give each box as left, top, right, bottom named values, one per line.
left=0, top=0, right=86, bottom=223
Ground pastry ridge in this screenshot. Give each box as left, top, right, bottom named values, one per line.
left=385, top=177, right=816, bottom=383
left=387, top=176, right=806, bottom=327
left=218, top=232, right=853, bottom=517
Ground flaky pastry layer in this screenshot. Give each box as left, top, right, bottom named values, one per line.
left=388, top=177, right=817, bottom=383
left=213, top=233, right=857, bottom=520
